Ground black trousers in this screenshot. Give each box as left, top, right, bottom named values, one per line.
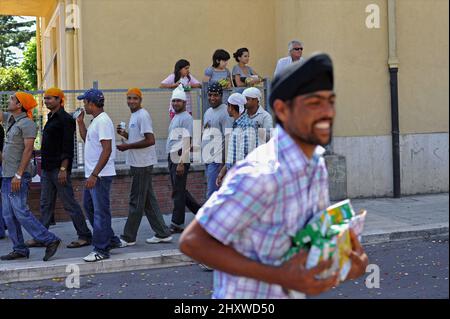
left=168, top=155, right=201, bottom=226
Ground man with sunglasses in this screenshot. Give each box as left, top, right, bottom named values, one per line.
left=274, top=40, right=305, bottom=78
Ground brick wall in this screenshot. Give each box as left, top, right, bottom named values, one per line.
left=27, top=166, right=207, bottom=222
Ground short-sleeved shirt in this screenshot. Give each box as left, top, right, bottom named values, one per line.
left=126, top=108, right=157, bottom=167
left=196, top=125, right=330, bottom=299
left=161, top=74, right=201, bottom=114
left=84, top=112, right=116, bottom=178
left=225, top=112, right=258, bottom=169
left=166, top=111, right=193, bottom=154
left=247, top=106, right=273, bottom=142
left=204, top=67, right=231, bottom=84
left=0, top=125, right=4, bottom=152
left=274, top=56, right=305, bottom=78
left=201, top=104, right=233, bottom=164
left=232, top=65, right=255, bottom=86
left=2, top=112, right=37, bottom=178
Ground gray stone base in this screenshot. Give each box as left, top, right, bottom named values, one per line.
left=325, top=154, right=347, bottom=201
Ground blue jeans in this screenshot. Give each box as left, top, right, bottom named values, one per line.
left=83, top=176, right=120, bottom=257
left=2, top=174, right=60, bottom=256
left=40, top=169, right=92, bottom=241
left=0, top=165, right=5, bottom=238
left=205, top=163, right=222, bottom=199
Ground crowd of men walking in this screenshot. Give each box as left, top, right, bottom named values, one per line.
left=0, top=79, right=272, bottom=263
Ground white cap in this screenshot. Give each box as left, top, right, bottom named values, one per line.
left=227, top=93, right=247, bottom=114
left=242, top=87, right=262, bottom=101
left=171, top=84, right=187, bottom=101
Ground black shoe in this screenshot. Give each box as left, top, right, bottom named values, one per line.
left=25, top=239, right=46, bottom=248
left=43, top=239, right=61, bottom=261
left=1, top=251, right=29, bottom=260
left=169, top=224, right=184, bottom=234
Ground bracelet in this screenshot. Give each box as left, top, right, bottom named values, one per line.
left=14, top=173, right=22, bottom=180
left=91, top=173, right=98, bottom=178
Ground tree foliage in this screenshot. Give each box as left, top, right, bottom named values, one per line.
left=0, top=16, right=35, bottom=67
left=0, top=67, right=32, bottom=91
left=21, top=37, right=37, bottom=89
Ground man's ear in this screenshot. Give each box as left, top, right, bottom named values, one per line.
left=272, top=99, right=290, bottom=125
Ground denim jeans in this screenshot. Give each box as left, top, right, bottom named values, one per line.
left=0, top=165, right=5, bottom=238
left=83, top=176, right=120, bottom=257
left=1, top=174, right=60, bottom=256
left=40, top=169, right=92, bottom=241
left=168, top=156, right=201, bottom=227
left=205, top=163, right=222, bottom=199
left=121, top=166, right=171, bottom=242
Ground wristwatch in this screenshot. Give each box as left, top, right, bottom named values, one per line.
left=14, top=173, right=22, bottom=180
left=60, top=167, right=66, bottom=172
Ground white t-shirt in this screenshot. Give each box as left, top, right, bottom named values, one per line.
left=274, top=56, right=305, bottom=78
left=84, top=112, right=116, bottom=178
left=166, top=111, right=193, bottom=154
left=126, top=108, right=157, bottom=167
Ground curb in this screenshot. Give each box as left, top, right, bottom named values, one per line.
left=361, top=225, right=449, bottom=244
left=0, top=226, right=448, bottom=285
left=0, top=249, right=193, bottom=285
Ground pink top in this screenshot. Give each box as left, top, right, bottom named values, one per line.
left=161, top=74, right=201, bottom=114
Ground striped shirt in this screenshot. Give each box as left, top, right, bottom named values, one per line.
left=196, top=125, right=330, bottom=299
left=226, top=113, right=258, bottom=168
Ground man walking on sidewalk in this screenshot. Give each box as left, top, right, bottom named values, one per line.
left=116, top=88, right=172, bottom=245
left=167, top=85, right=201, bottom=234
left=76, top=89, right=122, bottom=262
left=180, top=54, right=368, bottom=298
left=25, top=88, right=93, bottom=249
left=0, top=92, right=60, bottom=261
left=201, top=82, right=233, bottom=199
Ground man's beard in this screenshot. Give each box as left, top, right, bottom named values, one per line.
left=297, top=129, right=333, bottom=147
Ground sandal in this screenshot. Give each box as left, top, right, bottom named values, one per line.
left=66, top=240, right=91, bottom=248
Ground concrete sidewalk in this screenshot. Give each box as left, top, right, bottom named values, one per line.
left=0, top=193, right=448, bottom=284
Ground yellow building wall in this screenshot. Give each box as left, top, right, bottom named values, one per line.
left=80, top=0, right=276, bottom=88
left=275, top=0, right=391, bottom=137
left=397, top=0, right=449, bottom=134
left=75, top=0, right=447, bottom=138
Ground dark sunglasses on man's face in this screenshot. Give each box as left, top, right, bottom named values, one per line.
left=292, top=47, right=303, bottom=51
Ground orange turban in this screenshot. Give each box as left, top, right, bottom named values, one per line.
left=44, top=87, right=65, bottom=106
left=15, top=92, right=37, bottom=119
left=127, top=88, right=142, bottom=98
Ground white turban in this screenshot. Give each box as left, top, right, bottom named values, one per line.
left=171, top=84, right=187, bottom=101
left=227, top=93, right=247, bottom=114
left=242, top=87, right=262, bottom=101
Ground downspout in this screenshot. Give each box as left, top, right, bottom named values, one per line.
left=387, top=0, right=401, bottom=198
left=36, top=17, right=43, bottom=90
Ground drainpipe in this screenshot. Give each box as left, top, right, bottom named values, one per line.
left=388, top=0, right=401, bottom=198
left=36, top=17, right=43, bottom=90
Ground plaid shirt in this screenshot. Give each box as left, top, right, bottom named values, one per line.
left=226, top=113, right=258, bottom=168
left=197, top=125, right=330, bottom=299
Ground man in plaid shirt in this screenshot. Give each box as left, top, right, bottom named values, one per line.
left=180, top=53, right=368, bottom=299
left=216, top=93, right=258, bottom=187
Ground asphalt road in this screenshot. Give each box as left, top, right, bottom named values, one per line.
left=0, top=236, right=448, bottom=299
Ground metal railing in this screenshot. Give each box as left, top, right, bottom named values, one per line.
left=0, top=79, right=272, bottom=168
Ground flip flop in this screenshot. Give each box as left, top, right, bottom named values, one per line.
left=66, top=240, right=91, bottom=248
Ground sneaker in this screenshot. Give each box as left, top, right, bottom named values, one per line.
left=145, top=235, right=173, bottom=244
left=83, top=251, right=109, bottom=262
left=198, top=263, right=213, bottom=271
left=1, top=251, right=29, bottom=260
left=118, top=238, right=136, bottom=247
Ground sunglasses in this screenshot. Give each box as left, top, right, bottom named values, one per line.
left=292, top=47, right=303, bottom=51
